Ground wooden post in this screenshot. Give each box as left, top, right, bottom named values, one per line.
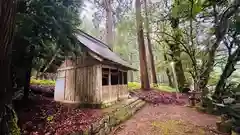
left=108, top=68, right=111, bottom=85
left=108, top=68, right=111, bottom=101
left=117, top=69, right=120, bottom=100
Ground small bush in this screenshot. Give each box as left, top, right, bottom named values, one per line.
left=30, top=78, right=55, bottom=86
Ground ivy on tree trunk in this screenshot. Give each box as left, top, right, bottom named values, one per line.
left=169, top=17, right=186, bottom=91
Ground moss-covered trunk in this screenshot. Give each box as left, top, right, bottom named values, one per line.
left=169, top=17, right=186, bottom=91
left=214, top=47, right=240, bottom=98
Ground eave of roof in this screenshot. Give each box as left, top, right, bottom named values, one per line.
left=76, top=30, right=137, bottom=71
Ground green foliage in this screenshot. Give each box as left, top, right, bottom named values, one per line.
left=208, top=72, right=220, bottom=86
left=172, top=0, right=204, bottom=19
left=47, top=115, right=54, bottom=122
left=128, top=82, right=141, bottom=90
left=30, top=78, right=56, bottom=86
left=128, top=82, right=177, bottom=92
left=154, top=84, right=177, bottom=93
left=9, top=109, right=21, bottom=135
left=14, top=0, right=83, bottom=70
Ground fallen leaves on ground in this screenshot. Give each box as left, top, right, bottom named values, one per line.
left=16, top=94, right=103, bottom=135
left=30, top=85, right=54, bottom=97
left=113, top=104, right=222, bottom=135
left=130, top=89, right=187, bottom=105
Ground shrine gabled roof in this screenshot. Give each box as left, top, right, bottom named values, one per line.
left=76, top=30, right=137, bottom=70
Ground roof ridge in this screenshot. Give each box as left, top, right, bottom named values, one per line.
left=78, top=30, right=112, bottom=50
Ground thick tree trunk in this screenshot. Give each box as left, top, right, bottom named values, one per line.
left=135, top=0, right=150, bottom=89
left=104, top=0, right=113, bottom=50
left=143, top=0, right=157, bottom=84
left=213, top=47, right=240, bottom=98
left=163, top=54, right=174, bottom=87
left=169, top=17, right=186, bottom=91
left=0, top=0, right=20, bottom=134
left=23, top=46, right=35, bottom=100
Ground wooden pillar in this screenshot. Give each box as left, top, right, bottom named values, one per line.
left=108, top=68, right=111, bottom=101
left=108, top=68, right=111, bottom=85
left=117, top=69, right=120, bottom=100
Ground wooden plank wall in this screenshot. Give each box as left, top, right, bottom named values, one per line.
left=102, top=85, right=118, bottom=103
left=74, top=65, right=102, bottom=104
left=118, top=85, right=128, bottom=99
left=102, top=85, right=128, bottom=103
left=56, top=50, right=130, bottom=105
left=56, top=51, right=103, bottom=104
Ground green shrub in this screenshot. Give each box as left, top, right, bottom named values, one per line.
left=30, top=78, right=56, bottom=86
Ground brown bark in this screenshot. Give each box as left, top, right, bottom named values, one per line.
left=104, top=0, right=113, bottom=50
left=23, top=46, right=35, bottom=100
left=143, top=0, right=157, bottom=84
left=135, top=0, right=150, bottom=89
left=0, top=0, right=19, bottom=134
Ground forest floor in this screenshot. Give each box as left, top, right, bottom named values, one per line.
left=16, top=86, right=223, bottom=135
left=112, top=90, right=223, bottom=135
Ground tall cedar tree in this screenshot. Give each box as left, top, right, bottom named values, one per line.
left=104, top=0, right=114, bottom=49
left=0, top=0, right=20, bottom=134
left=143, top=0, right=157, bottom=84
left=135, top=0, right=150, bottom=89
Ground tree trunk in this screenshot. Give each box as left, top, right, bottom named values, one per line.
left=41, top=49, right=60, bottom=74
left=135, top=0, right=150, bottom=89
left=169, top=17, right=186, bottom=91
left=199, top=0, right=240, bottom=92
left=143, top=0, right=157, bottom=84
left=104, top=0, right=113, bottom=50
left=213, top=47, right=240, bottom=98
left=0, top=0, right=20, bottom=134
left=163, top=54, right=174, bottom=87
left=23, top=46, right=35, bottom=100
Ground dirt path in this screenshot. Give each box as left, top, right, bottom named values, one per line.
left=112, top=104, right=221, bottom=135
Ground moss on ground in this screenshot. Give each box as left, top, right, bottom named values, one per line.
left=151, top=120, right=206, bottom=135
left=128, top=82, right=177, bottom=92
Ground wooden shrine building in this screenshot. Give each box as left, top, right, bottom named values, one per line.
left=54, top=30, right=136, bottom=107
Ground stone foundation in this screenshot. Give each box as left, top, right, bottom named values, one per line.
left=69, top=98, right=146, bottom=135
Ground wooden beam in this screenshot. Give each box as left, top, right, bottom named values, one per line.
left=57, top=63, right=96, bottom=71
left=88, top=51, right=103, bottom=61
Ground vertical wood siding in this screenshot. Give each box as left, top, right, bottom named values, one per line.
left=55, top=50, right=130, bottom=105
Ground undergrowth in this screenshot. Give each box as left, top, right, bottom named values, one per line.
left=30, top=78, right=56, bottom=86
left=128, top=82, right=177, bottom=92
